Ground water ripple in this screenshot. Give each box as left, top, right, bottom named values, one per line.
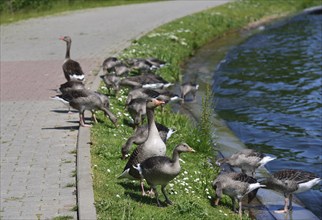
left=213, top=12, right=322, bottom=218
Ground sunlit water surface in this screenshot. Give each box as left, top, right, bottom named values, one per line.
left=213, top=11, right=322, bottom=218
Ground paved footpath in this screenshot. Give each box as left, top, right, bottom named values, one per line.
left=0, top=1, right=230, bottom=219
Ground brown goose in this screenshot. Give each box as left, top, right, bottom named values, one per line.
left=53, top=89, right=117, bottom=127
left=212, top=172, right=265, bottom=218
left=260, top=169, right=320, bottom=213
left=59, top=36, right=85, bottom=81
left=121, top=122, right=175, bottom=160
left=216, top=149, right=276, bottom=177
left=180, top=82, right=199, bottom=103
left=133, top=143, right=195, bottom=206
left=118, top=98, right=166, bottom=195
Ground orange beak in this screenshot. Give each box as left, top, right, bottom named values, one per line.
left=154, top=99, right=165, bottom=106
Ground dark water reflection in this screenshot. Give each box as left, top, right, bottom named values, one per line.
left=213, top=12, right=322, bottom=217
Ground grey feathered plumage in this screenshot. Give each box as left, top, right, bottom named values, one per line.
left=212, top=172, right=265, bottom=217
left=260, top=169, right=320, bottom=213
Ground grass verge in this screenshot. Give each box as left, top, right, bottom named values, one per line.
left=90, top=0, right=321, bottom=219
left=0, top=0, right=159, bottom=24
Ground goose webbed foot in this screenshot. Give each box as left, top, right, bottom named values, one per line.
left=79, top=114, right=91, bottom=127
left=274, top=202, right=290, bottom=213
left=274, top=196, right=291, bottom=213
left=80, top=123, right=92, bottom=127
left=274, top=209, right=289, bottom=214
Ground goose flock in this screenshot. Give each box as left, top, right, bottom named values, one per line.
left=52, top=36, right=320, bottom=217
left=213, top=143, right=320, bottom=217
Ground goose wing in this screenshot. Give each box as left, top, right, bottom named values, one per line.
left=143, top=89, right=161, bottom=98
left=63, top=59, right=84, bottom=77
left=231, top=172, right=257, bottom=184
left=239, top=149, right=264, bottom=158
left=141, top=156, right=171, bottom=170
left=274, top=169, right=319, bottom=184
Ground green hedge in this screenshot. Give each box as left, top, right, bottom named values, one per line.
left=1, top=0, right=53, bottom=12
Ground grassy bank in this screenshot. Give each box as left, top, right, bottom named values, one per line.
left=0, top=0, right=158, bottom=24
left=90, top=0, right=321, bottom=219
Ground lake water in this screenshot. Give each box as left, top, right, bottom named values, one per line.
left=212, top=11, right=322, bottom=218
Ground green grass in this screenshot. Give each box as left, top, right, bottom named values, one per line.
left=0, top=0, right=159, bottom=24
left=89, top=0, right=321, bottom=219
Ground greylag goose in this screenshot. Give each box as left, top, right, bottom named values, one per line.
left=59, top=36, right=85, bottom=81
left=121, top=122, right=175, bottom=160
left=125, top=88, right=160, bottom=106
left=91, top=91, right=113, bottom=123
left=126, top=57, right=166, bottom=73
left=133, top=143, right=195, bottom=207
left=126, top=98, right=148, bottom=128
left=180, top=82, right=199, bottom=103
left=58, top=80, right=85, bottom=94
left=100, top=74, right=121, bottom=95
left=212, top=172, right=265, bottom=218
left=216, top=149, right=276, bottom=177
left=120, top=74, right=173, bottom=90
left=126, top=58, right=153, bottom=73
left=53, top=81, right=86, bottom=112
left=155, top=90, right=183, bottom=107
left=110, top=62, right=130, bottom=76
left=125, top=88, right=181, bottom=107
left=260, top=169, right=320, bottom=213
left=55, top=81, right=110, bottom=115
left=146, top=57, right=166, bottom=69
left=53, top=89, right=117, bottom=127
left=118, top=98, right=166, bottom=195
left=102, top=57, right=119, bottom=73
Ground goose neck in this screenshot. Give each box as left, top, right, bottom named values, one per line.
left=171, top=149, right=180, bottom=164
left=65, top=41, right=71, bottom=59
left=147, top=108, right=156, bottom=130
